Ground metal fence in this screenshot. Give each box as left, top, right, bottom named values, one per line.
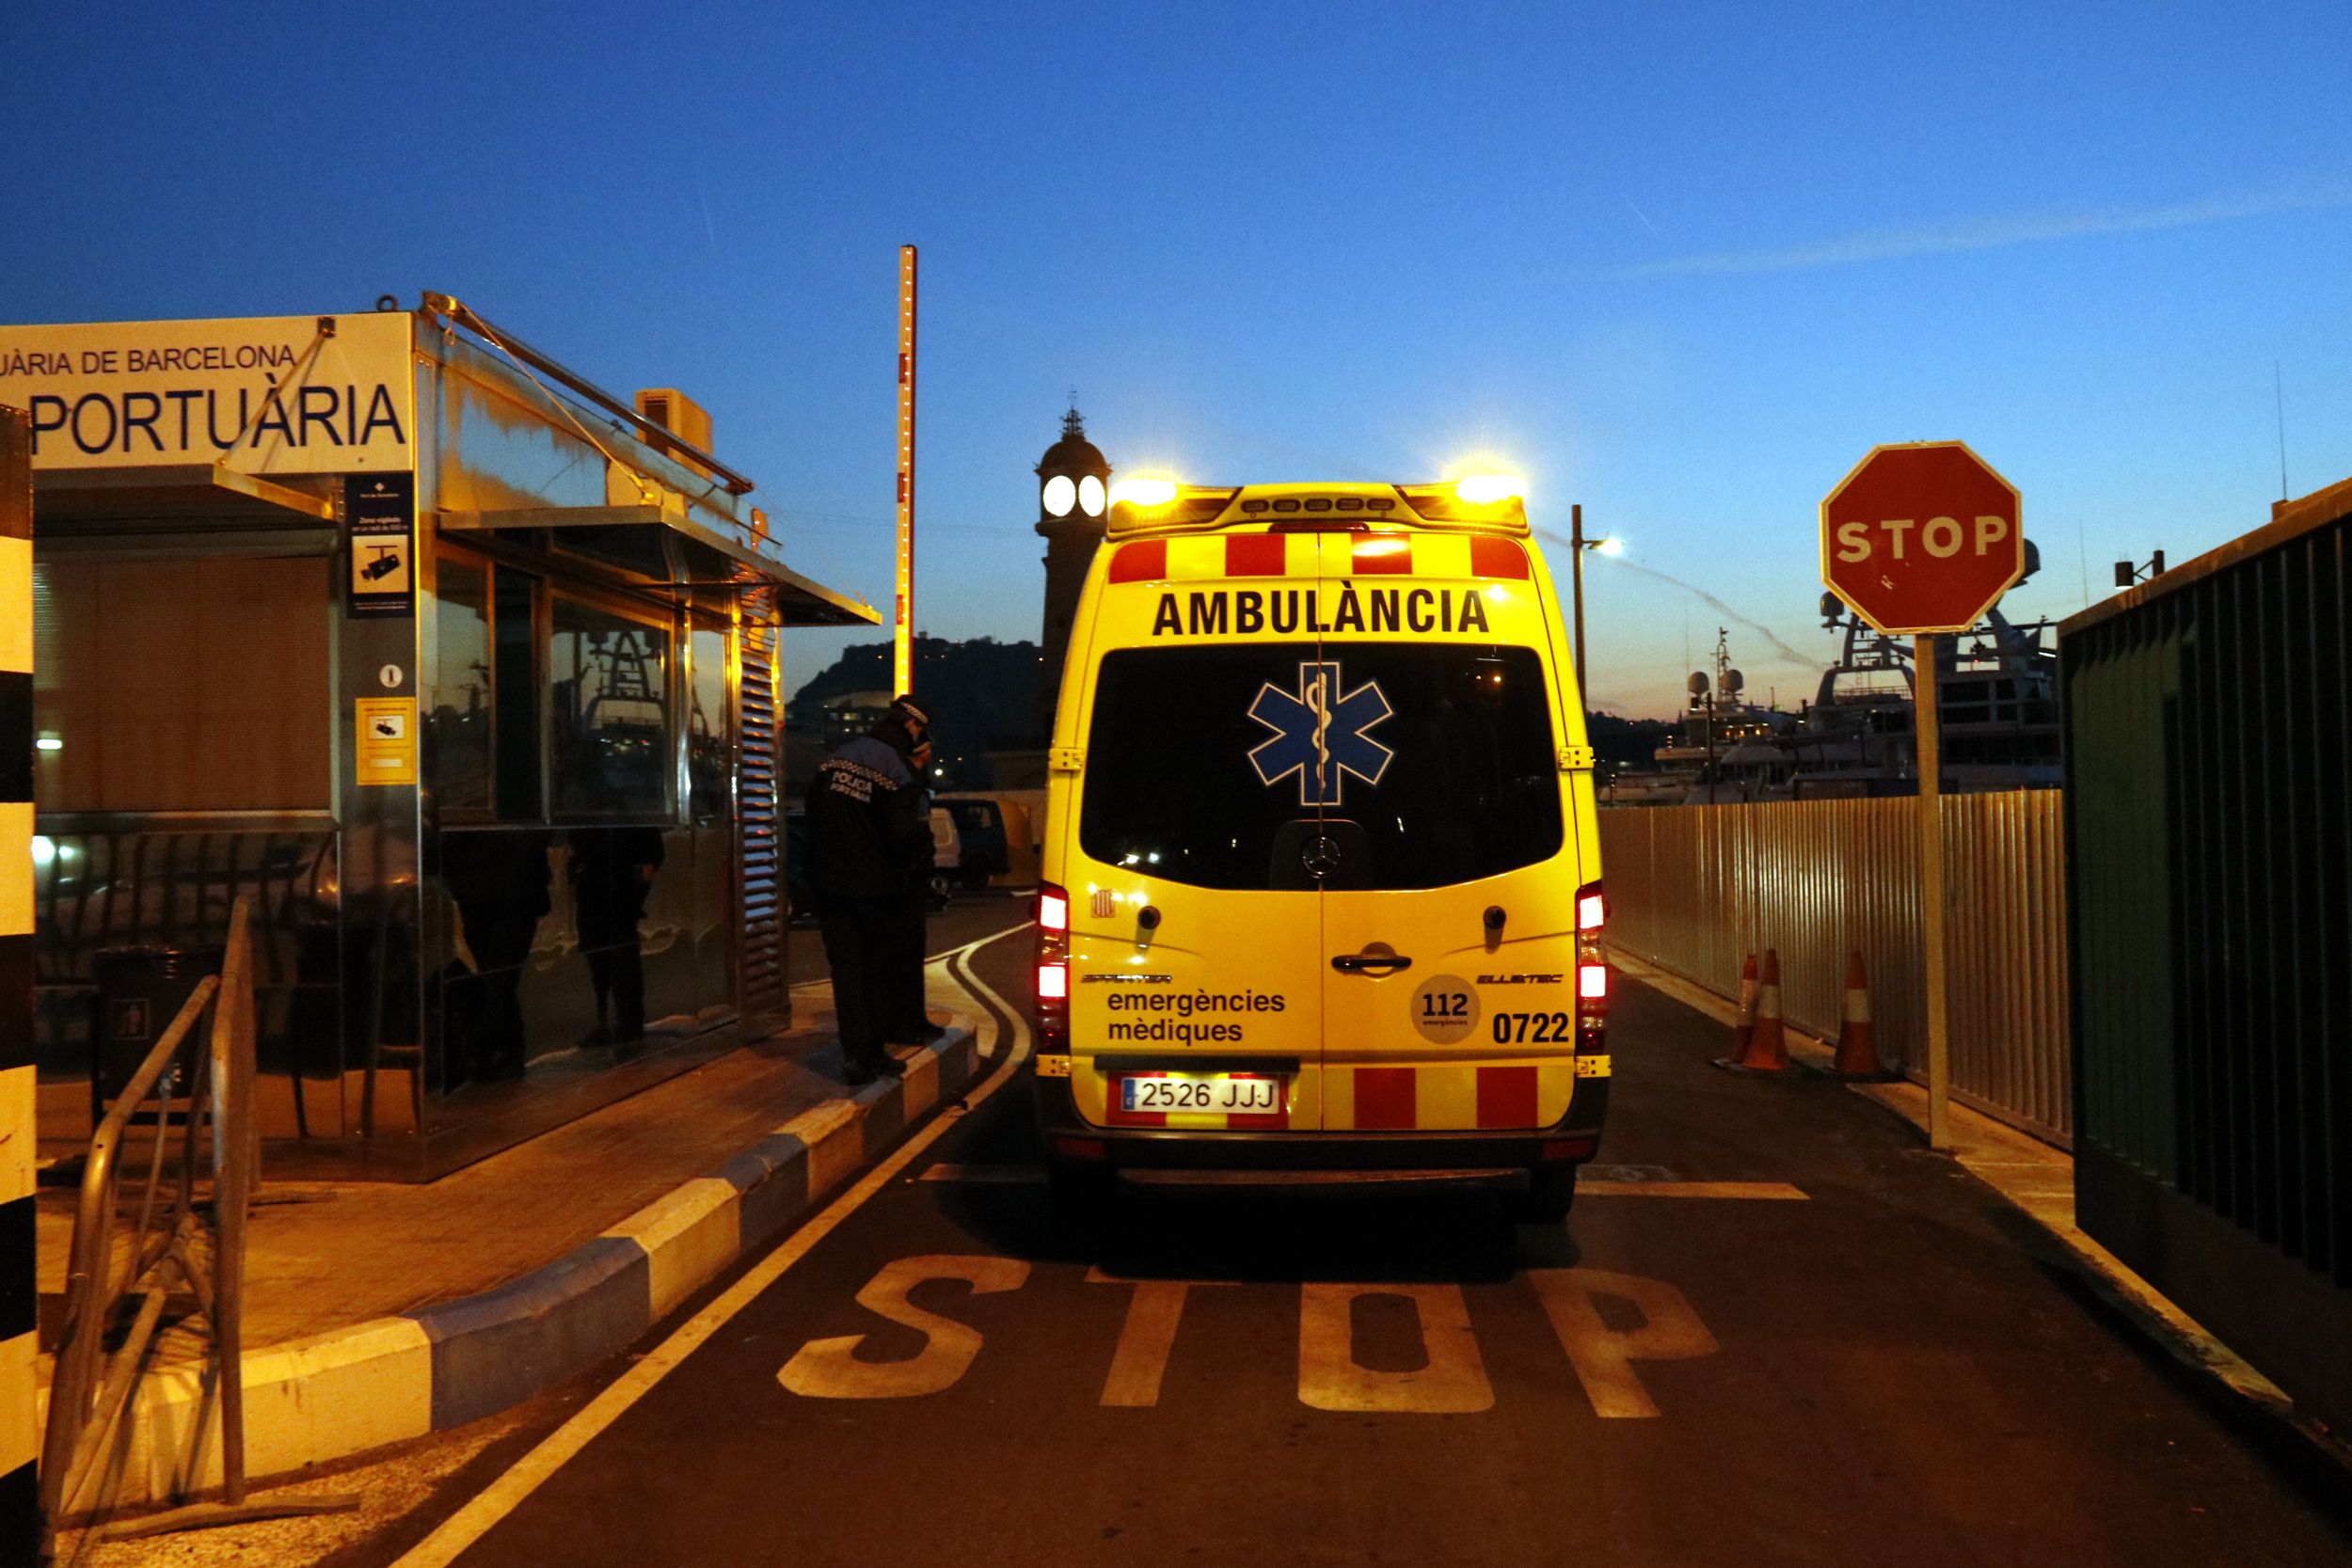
left=2063, top=475, right=2352, bottom=1433
left=1598, top=791, right=2071, bottom=1144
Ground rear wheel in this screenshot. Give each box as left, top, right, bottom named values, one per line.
left=1504, top=1166, right=1578, bottom=1224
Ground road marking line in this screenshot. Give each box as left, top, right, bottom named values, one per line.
left=791, top=920, right=1034, bottom=991
left=916, top=1164, right=1046, bottom=1184
left=777, top=1254, right=1030, bottom=1400
left=910, top=1170, right=1803, bottom=1198
left=1298, top=1282, right=1494, bottom=1414
left=393, top=921, right=1034, bottom=1568
left=1089, top=1276, right=1230, bottom=1408
left=1530, top=1268, right=1719, bottom=1418
left=1581, top=1180, right=1807, bottom=1200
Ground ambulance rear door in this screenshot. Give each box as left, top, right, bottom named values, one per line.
left=1059, top=531, right=1330, bottom=1132
left=1313, top=531, right=1583, bottom=1133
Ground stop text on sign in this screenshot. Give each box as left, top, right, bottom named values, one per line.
left=1832, top=512, right=2011, bottom=563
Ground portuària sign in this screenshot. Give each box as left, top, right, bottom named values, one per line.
left=0, top=311, right=414, bottom=475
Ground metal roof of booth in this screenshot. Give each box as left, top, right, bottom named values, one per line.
left=7, top=296, right=881, bottom=629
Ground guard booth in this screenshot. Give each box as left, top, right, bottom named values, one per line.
left=6, top=296, right=875, bottom=1178
left=2062, top=472, right=2352, bottom=1433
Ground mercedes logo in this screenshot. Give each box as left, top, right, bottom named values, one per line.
left=1300, top=835, right=1343, bottom=879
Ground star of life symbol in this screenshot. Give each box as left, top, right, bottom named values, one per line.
left=1248, top=660, right=1394, bottom=806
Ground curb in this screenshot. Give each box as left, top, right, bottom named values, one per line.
left=71, top=1025, right=982, bottom=1507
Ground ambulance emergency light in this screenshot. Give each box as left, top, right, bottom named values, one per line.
left=1106, top=475, right=1532, bottom=535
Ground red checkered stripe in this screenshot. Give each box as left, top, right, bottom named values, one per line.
left=1328, top=1063, right=1580, bottom=1131
left=1105, top=532, right=1530, bottom=583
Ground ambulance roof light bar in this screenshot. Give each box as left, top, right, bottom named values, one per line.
left=1108, top=477, right=1530, bottom=537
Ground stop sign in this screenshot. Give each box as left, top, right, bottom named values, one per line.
left=1820, top=441, right=2023, bottom=634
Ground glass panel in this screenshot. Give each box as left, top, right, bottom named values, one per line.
left=429, top=555, right=493, bottom=812
left=1080, top=642, right=1561, bottom=891
left=439, top=824, right=554, bottom=1083
left=687, top=623, right=730, bottom=824
left=32, top=556, right=329, bottom=812
left=549, top=595, right=672, bottom=816
left=494, top=568, right=543, bottom=821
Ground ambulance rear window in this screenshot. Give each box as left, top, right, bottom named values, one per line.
left=1080, top=642, right=1561, bottom=891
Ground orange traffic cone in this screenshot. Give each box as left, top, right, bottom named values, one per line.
left=1727, top=953, right=1758, bottom=1058
left=1739, top=949, right=1792, bottom=1071
left=1715, top=951, right=1793, bottom=1073
left=1824, top=951, right=1898, bottom=1079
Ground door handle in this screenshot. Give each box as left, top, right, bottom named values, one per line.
left=1331, top=952, right=1413, bottom=974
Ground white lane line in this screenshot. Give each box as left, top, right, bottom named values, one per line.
left=791, top=917, right=1036, bottom=990
left=394, top=922, right=1035, bottom=1568
left=908, top=1170, right=1803, bottom=1198
left=1581, top=1180, right=1807, bottom=1200
left=946, top=935, right=1031, bottom=1064
left=916, top=1164, right=1047, bottom=1185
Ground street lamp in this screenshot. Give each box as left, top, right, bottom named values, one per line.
left=1567, top=503, right=1624, bottom=699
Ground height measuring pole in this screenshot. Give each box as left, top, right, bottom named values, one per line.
left=1914, top=633, right=1951, bottom=1148
left=894, top=245, right=917, bottom=698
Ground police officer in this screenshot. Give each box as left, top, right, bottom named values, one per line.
left=806, top=695, right=936, bottom=1085
left=889, top=727, right=949, bottom=1048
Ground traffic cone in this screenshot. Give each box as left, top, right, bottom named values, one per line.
left=1739, top=949, right=1791, bottom=1071
left=1824, top=951, right=1899, bottom=1079
left=1715, top=951, right=1793, bottom=1073
left=1728, top=953, right=1758, bottom=1058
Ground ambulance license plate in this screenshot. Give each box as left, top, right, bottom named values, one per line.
left=1119, top=1073, right=1282, bottom=1115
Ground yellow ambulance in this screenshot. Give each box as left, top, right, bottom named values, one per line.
left=1032, top=476, right=1609, bottom=1223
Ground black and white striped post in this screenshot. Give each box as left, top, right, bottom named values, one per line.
left=1, top=406, right=38, bottom=1555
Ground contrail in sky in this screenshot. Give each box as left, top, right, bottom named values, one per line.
left=1539, top=531, right=1813, bottom=664
left=1618, top=191, right=1661, bottom=237
left=695, top=175, right=722, bottom=261
left=1594, top=182, right=2352, bottom=280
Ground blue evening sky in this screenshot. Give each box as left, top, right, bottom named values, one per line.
left=7, top=1, right=2349, bottom=716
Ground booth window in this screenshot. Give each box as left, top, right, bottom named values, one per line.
left=495, top=568, right=544, bottom=820
left=430, top=553, right=494, bottom=812
left=32, top=555, right=330, bottom=813
left=687, top=621, right=730, bottom=823
left=549, top=594, right=672, bottom=816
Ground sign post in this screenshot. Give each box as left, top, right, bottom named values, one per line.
left=1820, top=441, right=2023, bottom=1151
left=1913, top=632, right=1949, bottom=1148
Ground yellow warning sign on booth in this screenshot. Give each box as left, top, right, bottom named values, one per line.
left=355, top=697, right=418, bottom=786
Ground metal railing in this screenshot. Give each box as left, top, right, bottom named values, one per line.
left=39, top=895, right=353, bottom=1559
left=1598, top=794, right=2072, bottom=1144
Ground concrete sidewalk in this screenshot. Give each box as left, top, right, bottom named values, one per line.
left=36, top=966, right=1001, bottom=1510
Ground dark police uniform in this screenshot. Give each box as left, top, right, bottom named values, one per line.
left=806, top=702, right=933, bottom=1084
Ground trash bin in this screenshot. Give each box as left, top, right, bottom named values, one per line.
left=90, top=944, right=222, bottom=1120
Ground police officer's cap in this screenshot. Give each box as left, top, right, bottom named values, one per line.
left=890, top=694, right=932, bottom=730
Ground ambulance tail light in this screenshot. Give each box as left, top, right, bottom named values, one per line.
left=1575, top=879, right=1608, bottom=1047
left=1036, top=881, right=1071, bottom=1055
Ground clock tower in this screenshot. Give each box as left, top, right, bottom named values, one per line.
left=1032, top=404, right=1111, bottom=735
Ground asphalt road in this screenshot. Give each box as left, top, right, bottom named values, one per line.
left=354, top=897, right=2352, bottom=1568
